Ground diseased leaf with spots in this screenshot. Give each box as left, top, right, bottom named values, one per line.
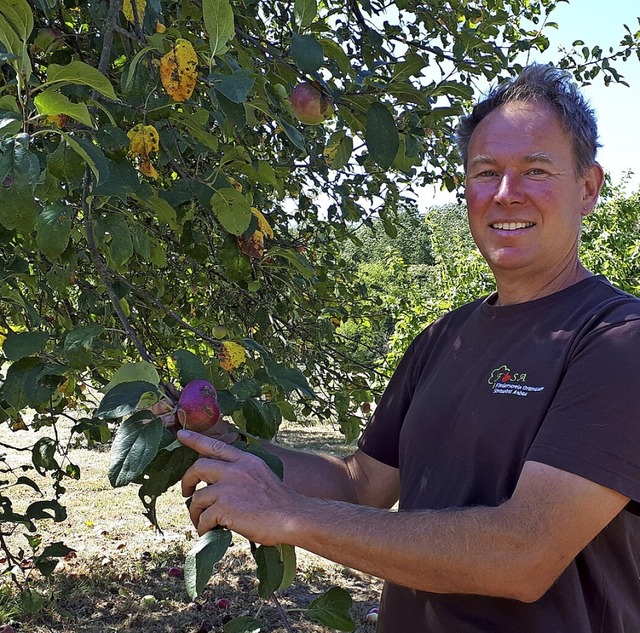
left=160, top=38, right=198, bottom=102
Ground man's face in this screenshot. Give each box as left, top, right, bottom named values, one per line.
left=465, top=100, right=597, bottom=283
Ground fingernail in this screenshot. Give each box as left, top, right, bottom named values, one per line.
left=178, top=429, right=193, bottom=439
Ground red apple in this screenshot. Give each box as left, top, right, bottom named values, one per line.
left=177, top=380, right=221, bottom=433
left=289, top=82, right=334, bottom=125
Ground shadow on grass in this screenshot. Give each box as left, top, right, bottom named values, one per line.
left=3, top=542, right=379, bottom=633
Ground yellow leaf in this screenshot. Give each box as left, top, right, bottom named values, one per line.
left=155, top=20, right=166, bottom=33
left=128, top=124, right=160, bottom=178
left=219, top=341, right=246, bottom=372
left=127, top=124, right=159, bottom=158
left=160, top=39, right=198, bottom=102
left=123, top=0, right=147, bottom=23
left=251, top=207, right=274, bottom=239
left=238, top=230, right=264, bottom=259
left=139, top=158, right=159, bottom=179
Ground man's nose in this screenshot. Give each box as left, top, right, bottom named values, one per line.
left=493, top=173, right=525, bottom=205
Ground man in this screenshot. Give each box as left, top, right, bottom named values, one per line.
left=177, top=65, right=640, bottom=631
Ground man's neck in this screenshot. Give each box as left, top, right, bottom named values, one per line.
left=493, top=262, right=593, bottom=306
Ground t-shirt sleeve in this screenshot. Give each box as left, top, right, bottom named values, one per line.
left=527, top=314, right=640, bottom=503
left=357, top=338, right=419, bottom=469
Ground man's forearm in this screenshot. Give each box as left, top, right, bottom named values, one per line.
left=260, top=440, right=359, bottom=502
left=283, top=496, right=543, bottom=601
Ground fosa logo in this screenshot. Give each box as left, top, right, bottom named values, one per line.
left=488, top=365, right=526, bottom=385
left=488, top=365, right=544, bottom=397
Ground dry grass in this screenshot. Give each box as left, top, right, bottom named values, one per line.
left=0, top=420, right=382, bottom=632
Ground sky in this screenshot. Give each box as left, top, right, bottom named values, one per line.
left=531, top=0, right=640, bottom=189
left=431, top=0, right=640, bottom=204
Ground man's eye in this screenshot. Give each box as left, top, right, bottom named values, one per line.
left=476, top=170, right=498, bottom=178
left=527, top=168, right=546, bottom=176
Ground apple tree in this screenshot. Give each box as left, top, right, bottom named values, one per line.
left=0, top=0, right=638, bottom=627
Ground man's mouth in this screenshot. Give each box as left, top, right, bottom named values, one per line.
left=490, top=222, right=535, bottom=231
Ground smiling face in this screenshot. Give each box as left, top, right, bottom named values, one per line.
left=465, top=100, right=603, bottom=299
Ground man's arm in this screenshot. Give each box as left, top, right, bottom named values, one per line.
left=179, top=431, right=628, bottom=603
left=259, top=440, right=400, bottom=508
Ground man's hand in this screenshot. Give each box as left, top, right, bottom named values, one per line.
left=178, top=430, right=305, bottom=544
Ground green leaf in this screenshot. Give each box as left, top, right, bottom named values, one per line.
left=306, top=587, right=355, bottom=631
left=144, top=195, right=180, bottom=232
left=203, top=0, right=235, bottom=57
left=33, top=89, right=92, bottom=126
left=242, top=399, right=280, bottom=440
left=184, top=529, right=233, bottom=599
left=294, top=0, right=317, bottom=28
left=170, top=112, right=219, bottom=152
left=170, top=349, right=207, bottom=385
left=36, top=203, right=72, bottom=259
left=2, top=331, right=49, bottom=361
left=0, top=0, right=33, bottom=43
left=32, top=437, right=58, bottom=474
left=19, top=589, right=44, bottom=614
left=0, top=137, right=41, bottom=232
left=104, top=362, right=160, bottom=394
left=319, top=37, right=351, bottom=75
left=38, top=542, right=74, bottom=559
left=268, top=246, right=315, bottom=279
left=61, top=133, right=109, bottom=184
left=96, top=213, right=133, bottom=267
left=47, top=138, right=86, bottom=183
left=25, top=499, right=66, bottom=522
left=277, top=543, right=297, bottom=590
left=108, top=412, right=164, bottom=487
left=253, top=545, right=284, bottom=599
left=324, top=130, right=353, bottom=170
left=211, top=187, right=252, bottom=235
left=264, top=358, right=314, bottom=397
left=138, top=444, right=199, bottom=528
left=2, top=357, right=64, bottom=409
left=95, top=380, right=160, bottom=419
left=213, top=69, right=255, bottom=104
left=278, top=118, right=307, bottom=152
left=63, top=324, right=103, bottom=369
left=365, top=102, right=399, bottom=170
left=290, top=33, right=324, bottom=74
left=43, top=61, right=117, bottom=100
left=223, top=616, right=261, bottom=633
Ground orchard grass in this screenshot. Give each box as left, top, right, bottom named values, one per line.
left=1, top=420, right=381, bottom=632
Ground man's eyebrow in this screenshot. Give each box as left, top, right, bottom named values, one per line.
left=468, top=152, right=555, bottom=167
left=524, top=152, right=554, bottom=164
left=468, top=154, right=496, bottom=167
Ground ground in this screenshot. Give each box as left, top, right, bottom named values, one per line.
left=0, top=421, right=383, bottom=632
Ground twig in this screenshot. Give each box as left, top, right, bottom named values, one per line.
left=271, top=592, right=295, bottom=633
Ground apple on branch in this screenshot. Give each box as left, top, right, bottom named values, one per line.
left=289, top=82, right=334, bottom=125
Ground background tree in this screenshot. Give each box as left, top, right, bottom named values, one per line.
left=0, top=0, right=638, bottom=628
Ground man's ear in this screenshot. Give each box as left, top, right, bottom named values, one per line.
left=581, top=162, right=605, bottom=217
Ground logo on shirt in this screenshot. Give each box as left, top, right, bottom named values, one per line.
left=488, top=364, right=544, bottom=397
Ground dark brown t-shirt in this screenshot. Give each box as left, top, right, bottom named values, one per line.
left=359, top=276, right=640, bottom=632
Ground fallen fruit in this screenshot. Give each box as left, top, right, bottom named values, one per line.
left=168, top=566, right=183, bottom=578
left=289, top=82, right=334, bottom=125
left=365, top=607, right=379, bottom=623
left=214, top=597, right=231, bottom=609
left=0, top=625, right=16, bottom=633
left=177, top=380, right=221, bottom=433
left=140, top=594, right=157, bottom=607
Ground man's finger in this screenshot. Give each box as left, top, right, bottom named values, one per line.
left=177, top=429, right=241, bottom=460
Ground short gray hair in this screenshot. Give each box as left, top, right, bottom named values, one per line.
left=456, top=64, right=600, bottom=176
